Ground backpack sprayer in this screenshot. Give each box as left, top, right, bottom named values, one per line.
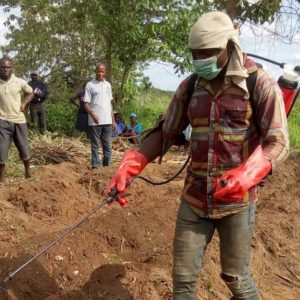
left=247, top=53, right=299, bottom=117
left=0, top=55, right=299, bottom=294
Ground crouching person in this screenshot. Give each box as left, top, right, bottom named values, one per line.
left=106, top=11, right=289, bottom=300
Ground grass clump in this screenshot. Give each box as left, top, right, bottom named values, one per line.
left=288, top=101, right=300, bottom=151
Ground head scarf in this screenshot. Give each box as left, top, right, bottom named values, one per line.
left=188, top=11, right=250, bottom=97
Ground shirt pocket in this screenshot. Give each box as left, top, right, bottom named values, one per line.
left=219, top=98, right=252, bottom=129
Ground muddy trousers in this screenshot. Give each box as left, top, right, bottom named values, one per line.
left=172, top=201, right=259, bottom=300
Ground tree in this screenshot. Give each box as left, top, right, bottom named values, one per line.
left=1, top=0, right=299, bottom=104
left=141, top=76, right=153, bottom=92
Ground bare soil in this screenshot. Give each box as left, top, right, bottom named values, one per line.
left=0, top=152, right=299, bottom=300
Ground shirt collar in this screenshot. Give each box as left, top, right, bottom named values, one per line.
left=93, top=78, right=106, bottom=83
left=197, top=77, right=231, bottom=98
left=0, top=74, right=17, bottom=84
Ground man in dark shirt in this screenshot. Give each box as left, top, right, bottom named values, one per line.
left=28, top=72, right=49, bottom=134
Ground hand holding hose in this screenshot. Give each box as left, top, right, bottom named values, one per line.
left=214, top=145, right=272, bottom=202
left=107, top=149, right=148, bottom=207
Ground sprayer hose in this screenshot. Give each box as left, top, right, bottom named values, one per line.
left=133, top=154, right=190, bottom=185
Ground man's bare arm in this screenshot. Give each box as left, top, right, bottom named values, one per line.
left=139, top=128, right=164, bottom=162
left=84, top=102, right=99, bottom=124
left=20, top=93, right=34, bottom=112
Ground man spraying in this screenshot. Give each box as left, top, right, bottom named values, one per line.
left=107, top=12, right=289, bottom=299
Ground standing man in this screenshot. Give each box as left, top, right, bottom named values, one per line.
left=0, top=57, right=34, bottom=182
left=84, top=63, right=115, bottom=169
left=106, top=12, right=289, bottom=299
left=28, top=72, right=49, bottom=134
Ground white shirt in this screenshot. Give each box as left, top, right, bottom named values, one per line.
left=83, top=78, right=113, bottom=126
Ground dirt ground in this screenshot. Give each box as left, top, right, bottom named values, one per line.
left=0, top=151, right=299, bottom=300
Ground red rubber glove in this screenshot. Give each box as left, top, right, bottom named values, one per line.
left=214, top=145, right=271, bottom=202
left=107, top=149, right=148, bottom=207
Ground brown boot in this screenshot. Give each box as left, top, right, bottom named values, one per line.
left=23, top=160, right=32, bottom=179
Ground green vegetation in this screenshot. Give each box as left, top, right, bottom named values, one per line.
left=1, top=0, right=288, bottom=105
left=44, top=87, right=300, bottom=153
left=43, top=86, right=173, bottom=135
left=1, top=0, right=298, bottom=148
left=4, top=89, right=299, bottom=181
left=46, top=92, right=77, bottom=136
left=118, top=88, right=173, bottom=130
left=288, top=101, right=300, bottom=150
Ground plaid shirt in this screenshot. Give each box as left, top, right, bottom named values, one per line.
left=163, top=58, right=289, bottom=219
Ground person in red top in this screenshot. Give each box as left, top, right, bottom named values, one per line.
left=106, top=12, right=289, bottom=299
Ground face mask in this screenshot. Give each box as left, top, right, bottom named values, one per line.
left=192, top=55, right=222, bottom=80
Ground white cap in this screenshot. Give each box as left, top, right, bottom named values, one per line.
left=282, top=67, right=298, bottom=82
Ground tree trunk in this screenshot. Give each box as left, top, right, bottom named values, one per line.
left=223, top=0, right=240, bottom=19
left=105, top=36, right=112, bottom=82
left=117, top=64, right=132, bottom=106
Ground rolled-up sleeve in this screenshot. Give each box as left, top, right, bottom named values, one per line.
left=254, top=69, right=289, bottom=169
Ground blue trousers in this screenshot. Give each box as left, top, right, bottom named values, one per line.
left=173, top=200, right=259, bottom=300
left=88, top=125, right=112, bottom=168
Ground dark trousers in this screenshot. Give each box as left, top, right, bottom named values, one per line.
left=30, top=102, right=46, bottom=134
left=88, top=125, right=112, bottom=168
left=0, top=120, right=30, bottom=164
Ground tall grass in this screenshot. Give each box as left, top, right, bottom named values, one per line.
left=288, top=101, right=300, bottom=150
left=117, top=88, right=173, bottom=130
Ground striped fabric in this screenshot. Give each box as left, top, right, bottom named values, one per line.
left=163, top=58, right=289, bottom=219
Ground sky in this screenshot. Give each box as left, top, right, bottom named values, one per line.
left=0, top=5, right=299, bottom=91
left=143, top=22, right=300, bottom=91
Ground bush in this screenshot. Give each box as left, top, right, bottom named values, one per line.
left=288, top=101, right=300, bottom=150
left=46, top=91, right=77, bottom=136
left=117, top=88, right=173, bottom=130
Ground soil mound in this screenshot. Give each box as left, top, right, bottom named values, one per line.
left=0, top=154, right=299, bottom=299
